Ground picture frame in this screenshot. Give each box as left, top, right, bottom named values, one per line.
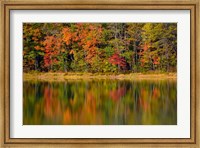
left=0, top=0, right=199, bottom=147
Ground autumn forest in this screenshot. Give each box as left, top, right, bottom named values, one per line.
left=23, top=23, right=177, bottom=125
left=23, top=23, right=177, bottom=73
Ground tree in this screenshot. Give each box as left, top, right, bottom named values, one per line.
left=109, top=52, right=127, bottom=71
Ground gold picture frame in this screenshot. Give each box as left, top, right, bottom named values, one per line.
left=0, top=0, right=199, bottom=147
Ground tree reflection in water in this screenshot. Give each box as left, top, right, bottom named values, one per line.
left=23, top=79, right=177, bottom=125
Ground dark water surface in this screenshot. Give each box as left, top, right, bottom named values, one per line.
left=23, top=79, right=177, bottom=125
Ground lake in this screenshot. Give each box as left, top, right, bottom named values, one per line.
left=23, top=79, right=177, bottom=125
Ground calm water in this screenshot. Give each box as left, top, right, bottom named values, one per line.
left=23, top=79, right=177, bottom=125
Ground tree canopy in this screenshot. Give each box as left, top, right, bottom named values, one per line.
left=23, top=23, right=177, bottom=73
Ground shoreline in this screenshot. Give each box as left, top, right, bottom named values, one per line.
left=23, top=72, right=177, bottom=81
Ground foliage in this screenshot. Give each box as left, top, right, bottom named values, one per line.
left=23, top=23, right=177, bottom=73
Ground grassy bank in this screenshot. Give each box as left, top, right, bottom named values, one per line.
left=23, top=72, right=177, bottom=81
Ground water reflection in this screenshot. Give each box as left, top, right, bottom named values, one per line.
left=23, top=79, right=177, bottom=125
